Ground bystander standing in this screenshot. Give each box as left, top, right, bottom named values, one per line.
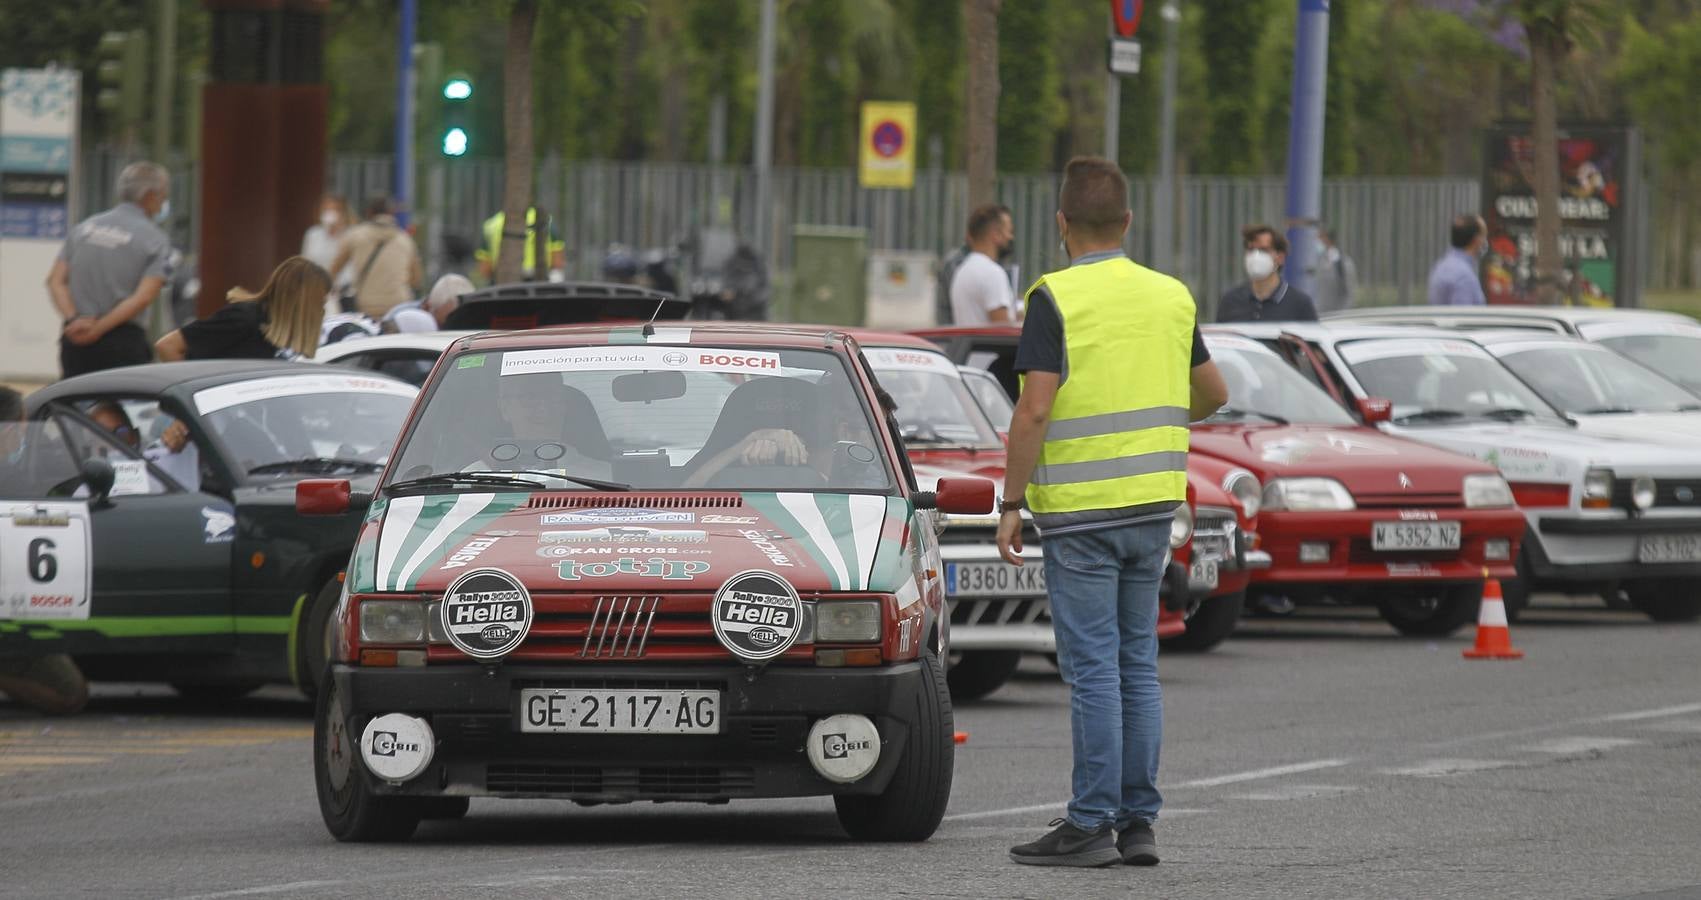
left=1428, top=214, right=1488, bottom=306
left=950, top=205, right=1020, bottom=326
left=330, top=197, right=422, bottom=318
left=1309, top=224, right=1357, bottom=314
left=1215, top=224, right=1319, bottom=323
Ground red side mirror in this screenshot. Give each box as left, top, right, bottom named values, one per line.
left=1356, top=397, right=1393, bottom=424
left=934, top=477, right=995, bottom=515
left=297, top=479, right=353, bottom=516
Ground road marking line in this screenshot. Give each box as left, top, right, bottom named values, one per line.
left=942, top=804, right=1208, bottom=823
left=1520, top=736, right=1643, bottom=755
left=1170, top=759, right=1350, bottom=789
left=1228, top=783, right=1359, bottom=801
left=1595, top=702, right=1701, bottom=723
left=176, top=880, right=348, bottom=899
left=1380, top=758, right=1518, bottom=778
left=1642, top=719, right=1701, bottom=734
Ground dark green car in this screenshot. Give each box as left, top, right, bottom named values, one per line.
left=0, top=361, right=416, bottom=700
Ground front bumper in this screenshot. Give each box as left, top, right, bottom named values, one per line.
left=1525, top=515, right=1701, bottom=582
left=1251, top=508, right=1523, bottom=585
left=331, top=661, right=934, bottom=802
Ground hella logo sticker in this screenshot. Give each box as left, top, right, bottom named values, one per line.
left=711, top=569, right=803, bottom=662
left=439, top=568, right=533, bottom=659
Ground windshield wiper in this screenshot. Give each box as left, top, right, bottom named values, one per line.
left=249, top=457, right=383, bottom=475
left=1478, top=407, right=1538, bottom=422
left=1393, top=408, right=1466, bottom=424
left=1212, top=406, right=1289, bottom=425
left=1577, top=405, right=1639, bottom=415
left=386, top=470, right=631, bottom=495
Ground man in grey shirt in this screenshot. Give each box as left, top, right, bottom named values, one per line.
left=47, top=162, right=173, bottom=378
left=1427, top=214, right=1488, bottom=306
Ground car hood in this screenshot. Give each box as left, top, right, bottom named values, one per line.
left=1378, top=420, right=1699, bottom=481
left=1190, top=424, right=1490, bottom=496
left=356, top=490, right=914, bottom=595
left=1573, top=411, right=1701, bottom=446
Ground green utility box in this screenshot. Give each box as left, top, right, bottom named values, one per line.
left=788, top=225, right=867, bottom=326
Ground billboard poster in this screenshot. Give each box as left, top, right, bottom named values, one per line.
left=1481, top=124, right=1640, bottom=307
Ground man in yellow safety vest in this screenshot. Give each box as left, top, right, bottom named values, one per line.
left=999, top=156, right=1228, bottom=869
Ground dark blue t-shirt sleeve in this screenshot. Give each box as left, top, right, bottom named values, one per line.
left=1192, top=323, right=1209, bottom=366
left=1013, top=288, right=1063, bottom=374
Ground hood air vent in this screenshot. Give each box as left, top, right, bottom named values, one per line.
left=521, top=494, right=746, bottom=510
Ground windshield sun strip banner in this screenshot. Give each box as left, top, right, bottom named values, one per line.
left=863, top=347, right=959, bottom=374
left=193, top=374, right=417, bottom=415
left=498, top=346, right=784, bottom=378
left=1337, top=338, right=1492, bottom=365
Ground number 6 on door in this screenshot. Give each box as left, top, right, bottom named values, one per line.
left=0, top=502, right=92, bottom=620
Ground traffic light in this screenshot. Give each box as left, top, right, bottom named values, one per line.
left=95, top=30, right=149, bottom=139
left=441, top=72, right=472, bottom=157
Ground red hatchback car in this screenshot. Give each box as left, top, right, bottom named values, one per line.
left=1196, top=332, right=1526, bottom=635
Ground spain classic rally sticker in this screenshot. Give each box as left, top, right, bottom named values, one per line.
left=711, top=569, right=803, bottom=662
left=439, top=568, right=533, bottom=659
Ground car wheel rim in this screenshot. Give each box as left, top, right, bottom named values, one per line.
left=324, top=688, right=351, bottom=792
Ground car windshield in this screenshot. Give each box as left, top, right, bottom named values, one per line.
left=1592, top=333, right=1701, bottom=397
left=863, top=348, right=1001, bottom=448
left=1205, top=337, right=1355, bottom=425
left=1495, top=345, right=1701, bottom=415
left=959, top=367, right=1013, bottom=431
left=390, top=345, right=894, bottom=493
left=1338, top=338, right=1565, bottom=425
left=191, top=374, right=417, bottom=478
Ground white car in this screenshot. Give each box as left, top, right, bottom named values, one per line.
left=311, top=331, right=472, bottom=385
left=1216, top=322, right=1701, bottom=622
left=1327, top=305, right=1701, bottom=397
left=1469, top=331, right=1701, bottom=445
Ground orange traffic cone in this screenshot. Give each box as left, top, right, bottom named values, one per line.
left=1463, top=577, right=1523, bottom=660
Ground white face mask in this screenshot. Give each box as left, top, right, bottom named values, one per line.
left=320, top=211, right=339, bottom=229
left=1244, top=249, right=1276, bottom=281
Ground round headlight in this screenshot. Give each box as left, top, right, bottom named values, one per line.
left=1222, top=470, right=1262, bottom=517
left=1170, top=504, right=1195, bottom=550
left=1632, top=476, right=1656, bottom=511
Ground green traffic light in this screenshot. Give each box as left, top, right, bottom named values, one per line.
left=442, top=127, right=469, bottom=157
left=443, top=78, right=472, bottom=101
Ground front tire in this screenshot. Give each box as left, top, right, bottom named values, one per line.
left=314, top=676, right=422, bottom=843
left=834, top=651, right=953, bottom=842
left=1377, top=583, right=1482, bottom=636
left=297, top=578, right=341, bottom=700
left=1161, top=592, right=1241, bottom=653
left=944, top=649, right=1021, bottom=701
left=1627, top=579, right=1701, bottom=623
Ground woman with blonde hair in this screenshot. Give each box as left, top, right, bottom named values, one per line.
left=155, top=256, right=329, bottom=361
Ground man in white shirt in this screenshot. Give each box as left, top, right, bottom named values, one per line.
left=950, top=204, right=1018, bottom=326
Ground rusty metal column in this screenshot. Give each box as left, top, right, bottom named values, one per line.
left=198, top=0, right=328, bottom=316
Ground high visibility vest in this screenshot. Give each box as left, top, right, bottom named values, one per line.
left=1023, top=256, right=1193, bottom=514
left=479, top=208, right=562, bottom=274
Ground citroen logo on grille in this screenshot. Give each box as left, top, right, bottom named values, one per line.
left=1677, top=487, right=1695, bottom=504
left=1399, top=472, right=1413, bottom=490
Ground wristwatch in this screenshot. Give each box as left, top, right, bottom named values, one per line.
left=999, top=498, right=1025, bottom=513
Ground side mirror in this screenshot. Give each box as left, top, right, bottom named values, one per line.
left=1356, top=397, right=1393, bottom=424
left=297, top=478, right=353, bottom=516
left=929, top=477, right=996, bottom=515
left=79, top=457, right=115, bottom=504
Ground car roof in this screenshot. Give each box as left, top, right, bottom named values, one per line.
left=313, top=330, right=476, bottom=362
left=910, top=325, right=1023, bottom=339
left=1329, top=304, right=1695, bottom=328
left=1464, top=329, right=1593, bottom=349
left=456, top=321, right=869, bottom=354
left=777, top=324, right=944, bottom=352
left=27, top=360, right=332, bottom=406
left=1204, top=321, right=1448, bottom=343
left=442, top=281, right=689, bottom=330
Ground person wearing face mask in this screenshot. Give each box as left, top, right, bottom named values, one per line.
left=949, top=204, right=1021, bottom=326
left=46, top=162, right=175, bottom=379
left=1427, top=213, right=1489, bottom=306
left=300, top=193, right=353, bottom=294
left=936, top=203, right=1016, bottom=325
left=1214, top=224, right=1319, bottom=323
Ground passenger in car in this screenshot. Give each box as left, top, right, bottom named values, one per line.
left=481, top=373, right=614, bottom=480
left=86, top=400, right=201, bottom=492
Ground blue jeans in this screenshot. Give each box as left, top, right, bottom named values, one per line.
left=1042, top=517, right=1169, bottom=832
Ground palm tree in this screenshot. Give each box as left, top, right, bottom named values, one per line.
left=964, top=0, right=1000, bottom=209
left=497, top=0, right=538, bottom=285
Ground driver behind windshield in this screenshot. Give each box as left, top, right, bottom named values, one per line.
left=683, top=374, right=881, bottom=489
left=86, top=400, right=200, bottom=491
left=481, top=372, right=613, bottom=480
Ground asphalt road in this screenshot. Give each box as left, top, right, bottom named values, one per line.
left=2, top=598, right=1699, bottom=900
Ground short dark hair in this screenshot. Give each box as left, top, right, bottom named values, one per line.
left=1058, top=156, right=1129, bottom=242
left=1242, top=224, right=1288, bottom=255
left=966, top=204, right=1008, bottom=241
left=0, top=386, right=22, bottom=422
left=1450, top=214, right=1484, bottom=249
left=363, top=195, right=392, bottom=219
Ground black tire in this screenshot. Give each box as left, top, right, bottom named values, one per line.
left=944, top=649, right=1021, bottom=701
left=1376, top=583, right=1482, bottom=637
left=171, top=682, right=262, bottom=703
left=297, top=578, right=341, bottom=700
left=1161, top=592, right=1241, bottom=653
left=314, top=676, right=422, bottom=843
left=1499, top=551, right=1532, bottom=622
left=1627, top=579, right=1701, bottom=623
left=834, top=651, right=954, bottom=842
left=420, top=797, right=471, bottom=820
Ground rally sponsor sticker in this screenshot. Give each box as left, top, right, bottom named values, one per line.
left=499, top=345, right=783, bottom=377
left=193, top=373, right=416, bottom=415
left=541, top=527, right=705, bottom=544
left=359, top=713, right=435, bottom=783
left=806, top=713, right=883, bottom=784
left=711, top=569, right=803, bottom=662
left=540, top=508, right=695, bottom=525
left=862, top=347, right=957, bottom=374
left=439, top=568, right=533, bottom=659
left=554, top=557, right=710, bottom=581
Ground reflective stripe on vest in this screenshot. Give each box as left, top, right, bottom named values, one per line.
left=1023, top=256, right=1195, bottom=514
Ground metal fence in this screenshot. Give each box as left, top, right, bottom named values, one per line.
left=80, top=148, right=1665, bottom=316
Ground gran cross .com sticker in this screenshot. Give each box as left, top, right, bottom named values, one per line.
left=439, top=568, right=533, bottom=659
left=359, top=713, right=435, bottom=783
left=711, top=569, right=803, bottom=662
left=538, top=545, right=711, bottom=558
left=540, top=508, right=696, bottom=526
left=739, top=529, right=796, bottom=567
left=554, top=557, right=710, bottom=581
left=200, top=506, right=236, bottom=543
left=540, top=527, right=706, bottom=544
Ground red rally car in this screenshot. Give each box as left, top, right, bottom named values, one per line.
left=1195, top=332, right=1527, bottom=635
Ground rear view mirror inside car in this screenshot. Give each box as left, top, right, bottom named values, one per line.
left=613, top=370, right=688, bottom=403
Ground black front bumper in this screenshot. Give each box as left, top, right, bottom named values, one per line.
left=331, top=661, right=932, bottom=802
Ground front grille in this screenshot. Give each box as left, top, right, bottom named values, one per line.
left=1354, top=493, right=1463, bottom=509
left=486, top=764, right=757, bottom=797
left=580, top=596, right=660, bottom=658
left=1613, top=478, right=1701, bottom=510
left=1192, top=508, right=1236, bottom=559
left=522, top=493, right=744, bottom=510
left=950, top=597, right=1049, bottom=626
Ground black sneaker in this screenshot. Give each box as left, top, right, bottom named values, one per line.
left=1117, top=821, right=1159, bottom=866
left=1009, top=818, right=1120, bottom=868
